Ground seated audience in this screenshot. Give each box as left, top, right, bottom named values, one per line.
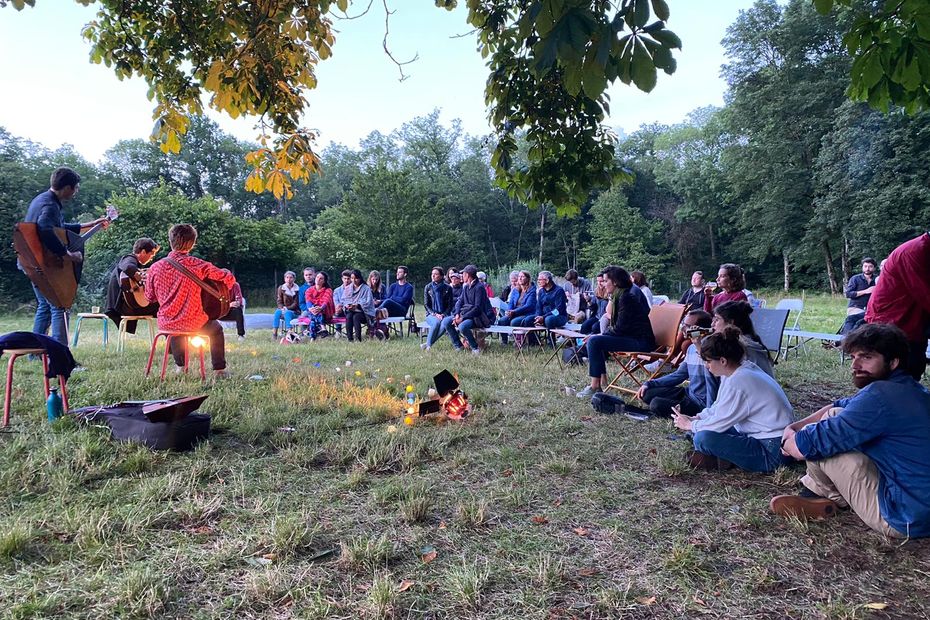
left=712, top=300, right=775, bottom=377
left=343, top=269, right=375, bottom=342
left=564, top=269, right=593, bottom=323
left=577, top=266, right=655, bottom=398
left=449, top=270, right=464, bottom=305
left=631, top=270, right=654, bottom=307
left=511, top=271, right=568, bottom=340
left=579, top=275, right=608, bottom=335
left=673, top=328, right=794, bottom=473
left=305, top=271, right=335, bottom=339
left=368, top=270, right=386, bottom=306
left=377, top=265, right=414, bottom=318
left=421, top=266, right=454, bottom=351
left=703, top=263, right=748, bottom=313
left=297, top=267, right=316, bottom=315
left=678, top=271, right=706, bottom=309
left=497, top=270, right=536, bottom=344
left=839, top=258, right=876, bottom=335
left=332, top=269, right=351, bottom=333
left=144, top=224, right=237, bottom=378
left=219, top=281, right=246, bottom=341
left=635, top=310, right=719, bottom=417
left=272, top=271, right=301, bottom=340
left=477, top=271, right=494, bottom=299
left=442, top=265, right=493, bottom=355
left=772, top=324, right=930, bottom=538
left=499, top=271, right=520, bottom=310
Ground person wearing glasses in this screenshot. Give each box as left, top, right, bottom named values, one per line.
left=672, top=327, right=794, bottom=473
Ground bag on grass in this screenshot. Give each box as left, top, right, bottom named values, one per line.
left=591, top=392, right=626, bottom=415
left=71, top=397, right=210, bottom=451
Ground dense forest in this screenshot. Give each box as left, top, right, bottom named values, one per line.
left=2, top=0, right=928, bottom=305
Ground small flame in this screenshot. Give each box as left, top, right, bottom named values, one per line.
left=190, top=336, right=206, bottom=348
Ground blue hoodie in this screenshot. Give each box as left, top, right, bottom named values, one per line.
left=795, top=370, right=930, bottom=538
left=508, top=285, right=537, bottom=318
left=643, top=343, right=718, bottom=408
left=535, top=284, right=566, bottom=318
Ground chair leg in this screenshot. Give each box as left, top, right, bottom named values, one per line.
left=41, top=354, right=50, bottom=397
left=72, top=316, right=82, bottom=347
left=160, top=335, right=173, bottom=380
left=3, top=353, right=17, bottom=427
left=118, top=321, right=126, bottom=353
left=198, top=345, right=206, bottom=381
left=147, top=319, right=156, bottom=342
left=102, top=319, right=108, bottom=350
left=59, top=377, right=69, bottom=412
left=145, top=333, right=162, bottom=376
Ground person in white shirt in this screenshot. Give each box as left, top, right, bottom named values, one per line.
left=631, top=270, right=654, bottom=306
left=672, top=327, right=795, bottom=472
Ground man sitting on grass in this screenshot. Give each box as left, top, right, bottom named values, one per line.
left=635, top=310, right=718, bottom=418
left=771, top=324, right=930, bottom=538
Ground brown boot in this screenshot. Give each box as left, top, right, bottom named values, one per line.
left=685, top=450, right=734, bottom=471
left=770, top=492, right=839, bottom=520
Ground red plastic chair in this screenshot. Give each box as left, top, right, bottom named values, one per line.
left=3, top=348, right=69, bottom=427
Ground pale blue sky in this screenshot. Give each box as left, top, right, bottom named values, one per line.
left=0, top=1, right=761, bottom=161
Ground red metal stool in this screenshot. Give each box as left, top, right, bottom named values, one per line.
left=145, top=332, right=209, bottom=381
left=3, top=348, right=70, bottom=427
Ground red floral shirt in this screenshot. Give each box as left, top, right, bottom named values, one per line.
left=305, top=286, right=335, bottom=322
left=144, top=251, right=237, bottom=332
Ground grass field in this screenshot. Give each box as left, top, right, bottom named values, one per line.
left=1, top=292, right=928, bottom=619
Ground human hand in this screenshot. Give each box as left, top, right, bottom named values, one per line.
left=635, top=384, right=647, bottom=400
left=671, top=409, right=693, bottom=431
left=100, top=218, right=111, bottom=229
left=534, top=316, right=544, bottom=326
left=229, top=301, right=240, bottom=308
left=66, top=250, right=83, bottom=263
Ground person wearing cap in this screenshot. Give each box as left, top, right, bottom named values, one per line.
left=444, top=265, right=493, bottom=354
left=477, top=271, right=494, bottom=299
left=449, top=270, right=464, bottom=306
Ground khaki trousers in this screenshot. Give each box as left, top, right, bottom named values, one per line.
left=801, top=407, right=905, bottom=538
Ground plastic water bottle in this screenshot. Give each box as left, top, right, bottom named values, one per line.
left=46, top=387, right=63, bottom=422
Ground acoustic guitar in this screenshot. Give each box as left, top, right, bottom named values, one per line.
left=120, top=267, right=152, bottom=310
left=13, top=205, right=119, bottom=309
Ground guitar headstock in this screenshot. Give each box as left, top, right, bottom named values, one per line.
left=105, top=205, right=119, bottom=221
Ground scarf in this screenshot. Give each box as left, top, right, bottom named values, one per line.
left=281, top=283, right=299, bottom=297
left=342, top=282, right=364, bottom=305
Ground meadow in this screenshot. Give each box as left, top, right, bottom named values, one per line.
left=1, top=292, right=928, bottom=619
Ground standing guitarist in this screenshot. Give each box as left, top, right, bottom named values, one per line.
left=24, top=167, right=110, bottom=346
left=144, top=224, right=237, bottom=378
left=104, top=237, right=160, bottom=333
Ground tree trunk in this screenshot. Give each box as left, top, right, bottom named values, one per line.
left=538, top=206, right=546, bottom=267
left=782, top=250, right=791, bottom=292
left=708, top=224, right=717, bottom=263
left=515, top=199, right=528, bottom=261
left=823, top=239, right=838, bottom=294
left=841, top=235, right=851, bottom=286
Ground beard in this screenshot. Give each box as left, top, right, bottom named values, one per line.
left=852, top=363, right=893, bottom=388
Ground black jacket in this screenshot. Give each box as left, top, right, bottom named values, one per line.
left=454, top=280, right=493, bottom=328
left=424, top=282, right=454, bottom=316
left=0, top=332, right=77, bottom=379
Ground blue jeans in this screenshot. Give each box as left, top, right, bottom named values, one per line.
left=443, top=316, right=479, bottom=350
left=379, top=299, right=407, bottom=318
left=692, top=428, right=791, bottom=473
left=273, top=308, right=297, bottom=332
left=32, top=283, right=68, bottom=346
left=424, top=314, right=446, bottom=347
left=586, top=333, right=648, bottom=378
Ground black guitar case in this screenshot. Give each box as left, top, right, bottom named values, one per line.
left=70, top=396, right=210, bottom=451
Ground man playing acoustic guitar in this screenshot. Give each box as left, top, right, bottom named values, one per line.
left=24, top=167, right=111, bottom=346
left=144, top=224, right=237, bottom=378
left=104, top=237, right=160, bottom=333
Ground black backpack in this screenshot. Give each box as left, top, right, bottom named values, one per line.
left=591, top=392, right=627, bottom=415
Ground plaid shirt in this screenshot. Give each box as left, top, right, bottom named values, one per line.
left=145, top=251, right=237, bottom=332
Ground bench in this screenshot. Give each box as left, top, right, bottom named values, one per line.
left=782, top=329, right=845, bottom=361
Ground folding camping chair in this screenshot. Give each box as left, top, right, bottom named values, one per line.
left=603, top=303, right=687, bottom=396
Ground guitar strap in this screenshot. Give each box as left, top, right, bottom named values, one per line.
left=163, top=258, right=225, bottom=300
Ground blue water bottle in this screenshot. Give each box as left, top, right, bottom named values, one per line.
left=46, top=387, right=63, bottom=422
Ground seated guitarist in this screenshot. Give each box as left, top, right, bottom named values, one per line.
left=24, top=167, right=111, bottom=346
left=104, top=237, right=160, bottom=332
left=144, top=224, right=237, bottom=378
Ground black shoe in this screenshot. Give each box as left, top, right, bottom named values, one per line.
left=622, top=402, right=650, bottom=416
left=686, top=450, right=734, bottom=471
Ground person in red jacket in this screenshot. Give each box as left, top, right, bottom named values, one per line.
left=304, top=271, right=335, bottom=340
left=865, top=232, right=930, bottom=380
left=144, top=224, right=237, bottom=378
left=703, top=263, right=748, bottom=313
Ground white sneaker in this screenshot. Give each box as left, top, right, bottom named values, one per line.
left=576, top=385, right=601, bottom=399
left=420, top=343, right=430, bottom=351
left=471, top=348, right=481, bottom=356
left=238, top=335, right=245, bottom=342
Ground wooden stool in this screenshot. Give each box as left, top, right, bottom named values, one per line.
left=117, top=316, right=157, bottom=352
left=72, top=312, right=109, bottom=349
left=3, top=348, right=69, bottom=427
left=145, top=332, right=209, bottom=381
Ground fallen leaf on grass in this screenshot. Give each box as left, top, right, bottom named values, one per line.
left=262, top=553, right=277, bottom=561
left=501, top=468, right=513, bottom=477
left=189, top=525, right=214, bottom=535
left=420, top=545, right=438, bottom=564
left=580, top=416, right=593, bottom=422
left=577, top=568, right=598, bottom=577
left=398, top=579, right=416, bottom=592
left=552, top=498, right=563, bottom=507
left=572, top=527, right=589, bottom=536
left=531, top=515, right=549, bottom=525
left=438, top=520, right=447, bottom=529
left=863, top=603, right=889, bottom=610
left=648, top=448, right=657, bottom=455
left=636, top=596, right=657, bottom=606
left=693, top=596, right=706, bottom=606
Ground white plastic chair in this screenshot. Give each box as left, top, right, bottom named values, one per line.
left=651, top=294, right=669, bottom=306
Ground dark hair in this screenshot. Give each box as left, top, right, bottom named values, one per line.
left=842, top=323, right=909, bottom=365
left=565, top=269, right=578, bottom=282
left=687, top=309, right=713, bottom=328
left=431, top=266, right=444, bottom=278
left=397, top=265, right=408, bottom=276
left=719, top=263, right=746, bottom=291
left=168, top=224, right=197, bottom=252
left=714, top=300, right=761, bottom=344
left=133, top=237, right=158, bottom=254
left=862, top=257, right=877, bottom=267
left=350, top=269, right=363, bottom=281
left=700, top=327, right=746, bottom=365
left=316, top=271, right=330, bottom=288
left=50, top=167, right=81, bottom=191
left=631, top=270, right=649, bottom=287
left=341, top=269, right=352, bottom=278
left=599, top=265, right=633, bottom=290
